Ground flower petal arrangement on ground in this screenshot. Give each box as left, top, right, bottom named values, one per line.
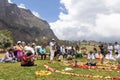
left=43, top=62, right=120, bottom=80
left=35, top=70, right=52, bottom=76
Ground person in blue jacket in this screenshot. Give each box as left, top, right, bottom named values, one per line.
left=39, top=45, right=46, bottom=60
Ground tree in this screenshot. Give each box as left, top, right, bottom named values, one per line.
left=0, top=30, right=13, bottom=48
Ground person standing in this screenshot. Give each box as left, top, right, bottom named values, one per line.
left=99, top=44, right=105, bottom=64
left=49, top=39, right=56, bottom=61
left=87, top=51, right=95, bottom=60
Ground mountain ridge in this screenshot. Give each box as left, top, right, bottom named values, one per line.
left=0, top=0, right=57, bottom=42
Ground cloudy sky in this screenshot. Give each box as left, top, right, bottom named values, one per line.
left=9, top=0, right=120, bottom=42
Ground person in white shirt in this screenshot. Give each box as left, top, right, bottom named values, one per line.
left=87, top=51, right=95, bottom=60
left=61, top=45, right=66, bottom=59
left=114, top=42, right=120, bottom=54
left=31, top=43, right=36, bottom=55
left=24, top=43, right=32, bottom=54
left=0, top=48, right=17, bottom=62
left=49, top=38, right=56, bottom=61
left=107, top=43, right=113, bottom=60
left=24, top=43, right=35, bottom=54
left=35, top=45, right=41, bottom=55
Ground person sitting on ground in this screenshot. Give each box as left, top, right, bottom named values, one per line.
left=21, top=52, right=37, bottom=66
left=14, top=41, right=24, bottom=61
left=95, top=51, right=103, bottom=60
left=66, top=49, right=73, bottom=60
left=39, top=45, right=46, bottom=60
left=1, top=48, right=17, bottom=63
left=71, top=46, right=75, bottom=57
left=55, top=43, right=62, bottom=58
left=107, top=43, right=113, bottom=60
left=31, top=43, right=38, bottom=60
left=61, top=45, right=67, bottom=59
left=75, top=47, right=83, bottom=58
left=87, top=51, right=95, bottom=60
left=35, top=45, right=41, bottom=59
left=105, top=51, right=115, bottom=60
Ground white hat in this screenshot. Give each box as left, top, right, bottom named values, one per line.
left=17, top=41, right=21, bottom=44
left=52, top=38, right=55, bottom=41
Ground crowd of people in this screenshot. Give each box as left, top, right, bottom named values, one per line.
left=0, top=38, right=120, bottom=67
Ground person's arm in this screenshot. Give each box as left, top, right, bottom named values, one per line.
left=27, top=55, right=35, bottom=62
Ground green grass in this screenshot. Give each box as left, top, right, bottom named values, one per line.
left=0, top=55, right=119, bottom=80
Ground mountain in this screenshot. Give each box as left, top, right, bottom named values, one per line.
left=0, top=0, right=57, bottom=42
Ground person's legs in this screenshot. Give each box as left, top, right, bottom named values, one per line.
left=50, top=50, right=54, bottom=61
left=63, top=53, right=65, bottom=59
left=43, top=54, right=46, bottom=60
left=21, top=62, right=37, bottom=66
left=41, top=54, right=43, bottom=60
left=37, top=54, right=41, bottom=60
left=4, top=58, right=13, bottom=62
left=101, top=54, right=105, bottom=64
left=27, top=62, right=34, bottom=66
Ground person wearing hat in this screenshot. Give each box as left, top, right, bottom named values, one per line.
left=14, top=41, right=23, bottom=50
left=49, top=38, right=56, bottom=61
left=14, top=41, right=24, bottom=61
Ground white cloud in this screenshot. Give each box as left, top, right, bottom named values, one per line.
left=18, top=3, right=26, bottom=9
left=8, top=0, right=13, bottom=3
left=50, top=0, right=120, bottom=42
left=102, top=0, right=120, bottom=13
left=32, top=11, right=40, bottom=18
left=95, top=13, right=120, bottom=37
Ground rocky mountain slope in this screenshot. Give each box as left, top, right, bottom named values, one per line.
left=0, top=0, right=57, bottom=42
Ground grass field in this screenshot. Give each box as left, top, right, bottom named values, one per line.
left=0, top=53, right=119, bottom=80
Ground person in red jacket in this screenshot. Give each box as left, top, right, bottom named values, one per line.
left=21, top=52, right=37, bottom=66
